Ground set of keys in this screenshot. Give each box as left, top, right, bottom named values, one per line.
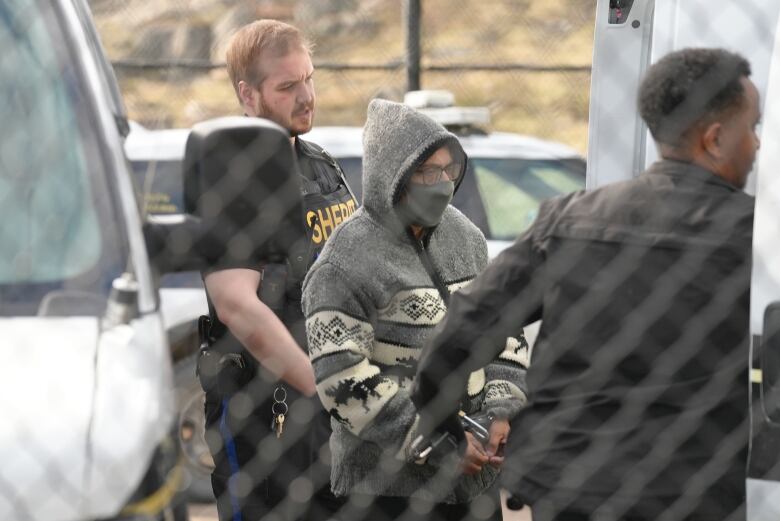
left=274, top=413, right=285, bottom=438
left=271, top=386, right=289, bottom=439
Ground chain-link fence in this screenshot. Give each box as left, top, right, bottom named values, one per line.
left=4, top=0, right=780, bottom=520
left=103, top=7, right=595, bottom=514
left=139, top=37, right=762, bottom=520
left=88, top=0, right=594, bottom=153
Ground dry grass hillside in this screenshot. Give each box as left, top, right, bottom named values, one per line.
left=89, top=0, right=596, bottom=153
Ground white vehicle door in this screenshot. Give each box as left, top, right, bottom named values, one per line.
left=588, top=2, right=780, bottom=519
left=587, top=0, right=780, bottom=191
left=746, top=10, right=780, bottom=519
left=587, top=0, right=657, bottom=188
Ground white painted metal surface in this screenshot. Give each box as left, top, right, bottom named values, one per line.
left=0, top=316, right=173, bottom=520
left=586, top=0, right=656, bottom=188
left=587, top=0, right=780, bottom=192
left=747, top=4, right=780, bottom=335
left=747, top=479, right=780, bottom=521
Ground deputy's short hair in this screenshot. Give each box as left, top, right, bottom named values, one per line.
left=225, top=20, right=313, bottom=102
left=638, top=48, right=751, bottom=145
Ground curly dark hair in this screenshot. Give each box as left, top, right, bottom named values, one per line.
left=638, top=48, right=751, bottom=145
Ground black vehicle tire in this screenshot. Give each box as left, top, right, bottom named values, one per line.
left=174, top=352, right=215, bottom=503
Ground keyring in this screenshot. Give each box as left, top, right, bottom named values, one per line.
left=272, top=401, right=288, bottom=416
left=273, top=386, right=287, bottom=403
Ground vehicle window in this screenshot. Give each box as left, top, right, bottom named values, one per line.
left=336, top=157, right=363, bottom=203
left=452, top=162, right=491, bottom=238
left=471, top=158, right=585, bottom=241
left=130, top=160, right=185, bottom=214
left=127, top=158, right=207, bottom=289
left=0, top=0, right=126, bottom=316
left=327, top=155, right=585, bottom=242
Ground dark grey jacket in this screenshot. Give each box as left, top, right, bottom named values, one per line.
left=414, top=159, right=754, bottom=519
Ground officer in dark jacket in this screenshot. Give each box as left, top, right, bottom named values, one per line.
left=198, top=20, right=356, bottom=521
left=413, top=48, right=760, bottom=521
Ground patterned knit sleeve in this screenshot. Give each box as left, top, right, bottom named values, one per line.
left=302, top=261, right=419, bottom=458
left=482, top=333, right=530, bottom=420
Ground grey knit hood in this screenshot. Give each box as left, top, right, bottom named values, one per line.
left=361, top=99, right=466, bottom=224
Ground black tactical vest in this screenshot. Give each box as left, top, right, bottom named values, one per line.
left=207, top=137, right=358, bottom=352
left=266, top=138, right=357, bottom=346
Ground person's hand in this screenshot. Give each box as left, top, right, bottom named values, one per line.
left=486, top=418, right=510, bottom=467
left=460, top=432, right=489, bottom=475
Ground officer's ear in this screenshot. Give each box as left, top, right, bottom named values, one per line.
left=238, top=80, right=258, bottom=115
left=701, top=120, right=725, bottom=161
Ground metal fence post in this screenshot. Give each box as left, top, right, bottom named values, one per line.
left=404, top=0, right=421, bottom=92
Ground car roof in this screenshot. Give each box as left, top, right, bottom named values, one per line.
left=302, top=126, right=584, bottom=160
left=124, top=124, right=585, bottom=162
left=124, top=124, right=190, bottom=161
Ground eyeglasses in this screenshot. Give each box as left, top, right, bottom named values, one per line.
left=411, top=162, right=462, bottom=185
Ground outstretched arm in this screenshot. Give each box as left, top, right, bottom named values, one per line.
left=205, top=268, right=316, bottom=396
left=412, top=230, right=545, bottom=431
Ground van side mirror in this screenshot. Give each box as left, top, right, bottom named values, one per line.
left=144, top=117, right=306, bottom=274
left=761, top=302, right=780, bottom=422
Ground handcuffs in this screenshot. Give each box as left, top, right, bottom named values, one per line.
left=409, top=410, right=493, bottom=465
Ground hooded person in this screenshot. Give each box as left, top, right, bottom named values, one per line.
left=301, top=98, right=529, bottom=521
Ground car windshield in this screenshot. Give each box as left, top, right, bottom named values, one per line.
left=337, top=156, right=585, bottom=242
left=469, top=157, right=585, bottom=240
left=0, top=0, right=126, bottom=316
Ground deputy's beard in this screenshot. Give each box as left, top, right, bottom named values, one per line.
left=257, top=97, right=314, bottom=137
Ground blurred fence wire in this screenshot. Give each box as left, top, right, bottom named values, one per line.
left=89, top=0, right=594, bottom=151
left=3, top=0, right=776, bottom=520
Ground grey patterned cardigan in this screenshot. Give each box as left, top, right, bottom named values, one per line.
left=302, top=99, right=528, bottom=503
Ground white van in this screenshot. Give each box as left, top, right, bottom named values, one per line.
left=0, top=0, right=185, bottom=519
left=588, top=1, right=780, bottom=518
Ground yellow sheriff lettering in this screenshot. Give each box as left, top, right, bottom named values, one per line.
left=338, top=203, right=349, bottom=223
left=332, top=204, right=342, bottom=227
left=307, top=210, right=323, bottom=244
left=307, top=198, right=357, bottom=245
left=318, top=206, right=335, bottom=241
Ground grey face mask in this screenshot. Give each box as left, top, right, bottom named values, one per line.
left=397, top=180, right=455, bottom=228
